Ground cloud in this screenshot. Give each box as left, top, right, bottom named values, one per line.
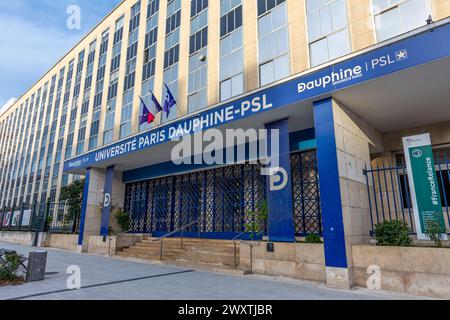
left=0, top=14, right=80, bottom=106
left=0, top=0, right=121, bottom=107
left=0, top=98, right=17, bottom=116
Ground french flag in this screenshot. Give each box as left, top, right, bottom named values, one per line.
left=139, top=96, right=155, bottom=125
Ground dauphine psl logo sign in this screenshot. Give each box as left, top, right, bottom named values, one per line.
left=297, top=49, right=409, bottom=94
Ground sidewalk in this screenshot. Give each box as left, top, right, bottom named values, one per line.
left=0, top=242, right=424, bottom=300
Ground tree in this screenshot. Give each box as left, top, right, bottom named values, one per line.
left=60, top=179, right=85, bottom=221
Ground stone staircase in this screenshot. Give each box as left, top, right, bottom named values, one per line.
left=116, top=237, right=247, bottom=274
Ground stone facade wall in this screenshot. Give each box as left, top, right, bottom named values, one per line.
left=0, top=231, right=34, bottom=245
left=329, top=100, right=383, bottom=287
left=353, top=245, right=450, bottom=299
left=87, top=234, right=144, bottom=255
left=42, top=233, right=78, bottom=251
left=239, top=242, right=326, bottom=282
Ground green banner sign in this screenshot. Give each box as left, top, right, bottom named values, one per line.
left=403, top=134, right=448, bottom=240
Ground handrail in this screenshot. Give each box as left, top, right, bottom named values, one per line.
left=232, top=229, right=249, bottom=241
left=152, top=217, right=202, bottom=260
left=232, top=223, right=265, bottom=269
left=151, top=217, right=201, bottom=242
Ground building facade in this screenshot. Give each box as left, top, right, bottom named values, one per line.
left=1, top=0, right=450, bottom=288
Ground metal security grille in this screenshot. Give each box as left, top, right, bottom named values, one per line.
left=364, top=154, right=450, bottom=235
left=125, top=163, right=266, bottom=235
left=291, top=151, right=322, bottom=236
left=125, top=151, right=322, bottom=237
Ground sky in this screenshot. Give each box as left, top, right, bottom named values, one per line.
left=0, top=0, right=123, bottom=112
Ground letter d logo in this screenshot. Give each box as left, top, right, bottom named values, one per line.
left=262, top=167, right=288, bottom=191
left=103, top=193, right=111, bottom=208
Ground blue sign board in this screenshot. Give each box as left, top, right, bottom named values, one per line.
left=64, top=23, right=450, bottom=172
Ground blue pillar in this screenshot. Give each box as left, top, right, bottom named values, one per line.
left=78, top=168, right=91, bottom=246
left=100, top=165, right=115, bottom=236
left=313, top=98, right=348, bottom=269
left=265, top=118, right=295, bottom=242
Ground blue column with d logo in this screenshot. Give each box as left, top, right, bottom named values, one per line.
left=264, top=118, right=295, bottom=242
left=100, top=165, right=115, bottom=236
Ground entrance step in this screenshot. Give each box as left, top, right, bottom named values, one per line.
left=161, top=260, right=250, bottom=276
left=115, top=237, right=241, bottom=270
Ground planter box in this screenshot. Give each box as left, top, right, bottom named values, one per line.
left=352, top=245, right=450, bottom=299
left=239, top=242, right=326, bottom=282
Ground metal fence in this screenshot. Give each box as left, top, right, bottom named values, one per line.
left=0, top=203, right=44, bottom=232
left=125, top=150, right=322, bottom=237
left=125, top=163, right=267, bottom=236
left=46, top=202, right=81, bottom=234
left=0, top=201, right=80, bottom=234
left=364, top=155, right=450, bottom=235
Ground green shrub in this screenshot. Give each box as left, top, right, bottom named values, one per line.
left=108, top=226, right=116, bottom=237
left=244, top=201, right=268, bottom=240
left=374, top=220, right=412, bottom=246
left=60, top=179, right=85, bottom=221
left=424, top=220, right=446, bottom=247
left=305, top=233, right=322, bottom=243
left=0, top=252, right=22, bottom=282
left=44, top=215, right=53, bottom=231
left=115, top=209, right=131, bottom=232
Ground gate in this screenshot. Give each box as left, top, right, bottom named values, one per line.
left=125, top=150, right=322, bottom=237
left=125, top=163, right=266, bottom=236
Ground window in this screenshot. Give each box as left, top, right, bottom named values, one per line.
left=220, top=4, right=242, bottom=37
left=120, top=90, right=134, bottom=139
left=147, top=0, right=160, bottom=19
left=257, top=0, right=285, bottom=16
left=164, top=0, right=181, bottom=69
left=188, top=49, right=208, bottom=112
left=189, top=27, right=208, bottom=54
left=143, top=8, right=159, bottom=81
left=166, top=0, right=181, bottom=34
left=258, top=1, right=289, bottom=86
left=191, top=0, right=208, bottom=17
left=89, top=110, right=100, bottom=150
left=189, top=1, right=208, bottom=51
left=130, top=1, right=141, bottom=32
left=373, top=0, right=430, bottom=42
left=188, top=0, right=208, bottom=113
left=307, top=0, right=351, bottom=67
left=114, top=16, right=124, bottom=45
left=103, top=103, right=116, bottom=145
left=220, top=18, right=243, bottom=101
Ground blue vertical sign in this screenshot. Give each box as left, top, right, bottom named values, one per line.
left=265, top=119, right=295, bottom=242
left=78, top=168, right=91, bottom=246
left=100, top=166, right=115, bottom=236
